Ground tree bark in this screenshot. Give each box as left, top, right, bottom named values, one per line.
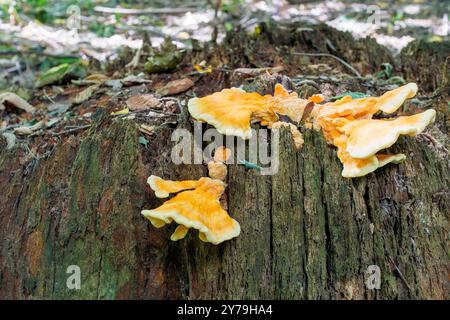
left=0, top=112, right=448, bottom=299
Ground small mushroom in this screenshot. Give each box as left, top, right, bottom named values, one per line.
left=208, top=146, right=230, bottom=181
left=142, top=176, right=240, bottom=244
left=208, top=161, right=227, bottom=181
left=308, top=94, right=325, bottom=104
left=213, top=146, right=231, bottom=162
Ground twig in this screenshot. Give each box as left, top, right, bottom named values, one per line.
left=388, top=256, right=416, bottom=297
left=293, top=52, right=362, bottom=78
left=43, top=88, right=56, bottom=105
left=292, top=74, right=394, bottom=90
left=295, top=79, right=321, bottom=90
left=93, top=6, right=198, bottom=15
left=52, top=125, right=91, bottom=136
left=24, top=144, right=39, bottom=160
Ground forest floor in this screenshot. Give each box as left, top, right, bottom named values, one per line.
left=0, top=0, right=449, bottom=163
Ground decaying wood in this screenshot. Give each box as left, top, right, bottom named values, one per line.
left=0, top=114, right=448, bottom=299
left=0, top=23, right=448, bottom=300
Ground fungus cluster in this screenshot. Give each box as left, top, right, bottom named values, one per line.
left=311, top=83, right=436, bottom=177
left=142, top=175, right=240, bottom=244
left=142, top=147, right=238, bottom=244
left=187, top=82, right=435, bottom=177
left=142, top=82, right=437, bottom=245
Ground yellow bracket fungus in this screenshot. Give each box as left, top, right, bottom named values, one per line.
left=312, top=83, right=436, bottom=177
left=147, top=175, right=198, bottom=198
left=342, top=109, right=436, bottom=159
left=187, top=82, right=435, bottom=178
left=142, top=176, right=240, bottom=245
left=188, top=84, right=313, bottom=139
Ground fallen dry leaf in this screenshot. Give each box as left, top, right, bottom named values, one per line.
left=121, top=74, right=152, bottom=85
left=233, top=66, right=284, bottom=77
left=0, top=92, right=35, bottom=113
left=156, top=78, right=194, bottom=97
left=111, top=107, right=129, bottom=115
left=13, top=120, right=45, bottom=135
left=73, top=73, right=109, bottom=86
left=139, top=124, right=156, bottom=136
left=126, top=94, right=161, bottom=111
left=73, top=84, right=100, bottom=104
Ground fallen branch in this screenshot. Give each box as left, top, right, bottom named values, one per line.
left=293, top=52, right=362, bottom=78
left=93, top=6, right=198, bottom=15
left=52, top=125, right=92, bottom=136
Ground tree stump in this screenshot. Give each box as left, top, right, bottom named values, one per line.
left=0, top=24, right=448, bottom=300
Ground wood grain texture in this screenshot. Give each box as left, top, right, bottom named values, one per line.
left=0, top=116, right=448, bottom=299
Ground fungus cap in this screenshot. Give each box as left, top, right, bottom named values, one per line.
left=272, top=84, right=313, bottom=123
left=343, top=109, right=436, bottom=159
left=188, top=88, right=269, bottom=139
left=375, top=83, right=418, bottom=113
left=340, top=152, right=406, bottom=178
left=147, top=175, right=198, bottom=198
left=187, top=84, right=313, bottom=139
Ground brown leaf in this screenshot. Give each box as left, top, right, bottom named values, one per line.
left=72, top=73, right=109, bottom=86
left=73, top=84, right=99, bottom=104
left=156, top=78, right=194, bottom=97
left=139, top=124, right=156, bottom=136
left=126, top=94, right=161, bottom=111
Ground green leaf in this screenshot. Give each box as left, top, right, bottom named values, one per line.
left=331, top=92, right=370, bottom=101
left=36, top=61, right=87, bottom=88
left=36, top=63, right=70, bottom=88
left=375, top=62, right=393, bottom=80
left=239, top=159, right=262, bottom=171
left=139, top=136, right=149, bottom=148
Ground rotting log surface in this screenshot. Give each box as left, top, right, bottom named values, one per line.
left=0, top=116, right=448, bottom=299
left=0, top=24, right=449, bottom=300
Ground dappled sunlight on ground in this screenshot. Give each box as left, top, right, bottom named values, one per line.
left=0, top=0, right=447, bottom=60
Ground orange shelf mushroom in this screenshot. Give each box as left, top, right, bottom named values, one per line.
left=188, top=84, right=313, bottom=139
left=311, top=83, right=436, bottom=177
left=142, top=175, right=240, bottom=244
left=342, top=109, right=436, bottom=159
left=147, top=175, right=199, bottom=198
left=188, top=82, right=435, bottom=178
